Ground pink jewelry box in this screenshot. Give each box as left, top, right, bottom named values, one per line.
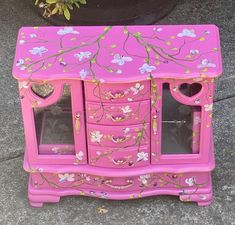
left=12, top=25, right=222, bottom=207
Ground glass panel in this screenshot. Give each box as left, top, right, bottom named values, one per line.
left=34, top=85, right=75, bottom=155
left=161, top=83, right=201, bottom=154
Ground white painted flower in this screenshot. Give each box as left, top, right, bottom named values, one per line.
left=137, top=152, right=149, bottom=161
left=30, top=33, right=37, bottom=38
left=76, top=151, right=84, bottom=161
left=116, top=69, right=122, bottom=74
left=74, top=51, right=92, bottom=61
left=185, top=177, right=196, bottom=186
left=130, top=83, right=144, bottom=95
left=123, top=127, right=130, bottom=134
left=90, top=131, right=103, bottom=143
left=57, top=27, right=79, bottom=35
left=79, top=69, right=88, bottom=79
left=121, top=106, right=132, bottom=114
left=16, top=59, right=25, bottom=67
left=111, top=54, right=133, bottom=66
left=51, top=146, right=60, bottom=153
left=18, top=81, right=28, bottom=89
left=138, top=174, right=150, bottom=185
left=139, top=63, right=156, bottom=74
left=38, top=168, right=44, bottom=172
left=204, top=30, right=210, bottom=35
left=194, top=116, right=201, bottom=125
left=204, top=103, right=213, bottom=111
left=19, top=40, right=25, bottom=45
left=197, top=59, right=216, bottom=68
left=127, top=98, right=133, bottom=102
left=153, top=27, right=162, bottom=32
left=177, top=28, right=196, bottom=38
left=29, top=46, right=48, bottom=56
left=190, top=49, right=200, bottom=55
left=58, top=173, right=75, bottom=182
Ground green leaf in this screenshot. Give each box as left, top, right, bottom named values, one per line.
left=74, top=2, right=80, bottom=8
left=35, top=0, right=39, bottom=5
left=46, top=0, right=58, bottom=4
left=51, top=6, right=59, bottom=15
left=64, top=8, right=71, bottom=20
left=78, top=0, right=87, bottom=4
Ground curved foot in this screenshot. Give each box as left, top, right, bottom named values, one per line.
left=29, top=201, right=44, bottom=208
left=197, top=200, right=212, bottom=206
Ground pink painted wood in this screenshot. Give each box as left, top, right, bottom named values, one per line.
left=12, top=25, right=222, bottom=207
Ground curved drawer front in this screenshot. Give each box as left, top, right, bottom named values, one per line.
left=86, top=100, right=150, bottom=125
left=87, top=123, right=150, bottom=148
left=31, top=172, right=210, bottom=194
left=85, top=81, right=150, bottom=103
left=88, top=145, right=150, bottom=168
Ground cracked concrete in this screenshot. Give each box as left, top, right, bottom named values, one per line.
left=0, top=0, right=234, bottom=224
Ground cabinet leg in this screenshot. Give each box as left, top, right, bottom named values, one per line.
left=29, top=201, right=44, bottom=208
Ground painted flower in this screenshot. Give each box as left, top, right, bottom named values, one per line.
left=138, top=174, right=150, bottom=186
left=76, top=151, right=84, bottom=161
left=123, top=127, right=130, bottom=134
left=116, top=69, right=122, bottom=74
left=29, top=46, right=48, bottom=56
left=111, top=54, right=133, bottom=66
left=185, top=177, right=196, bottom=186
left=57, top=27, right=79, bottom=35
left=190, top=49, right=200, bottom=55
left=19, top=40, right=25, bottom=45
left=79, top=69, right=88, bottom=79
left=177, top=28, right=196, bottom=38
left=90, top=131, right=103, bottom=143
left=74, top=51, right=92, bottom=61
left=197, top=59, right=216, bottom=68
left=51, top=146, right=60, bottom=153
left=194, top=116, right=201, bottom=125
left=153, top=27, right=162, bottom=32
left=30, top=33, right=37, bottom=38
left=121, top=106, right=132, bottom=114
left=137, top=152, right=149, bottom=161
left=130, top=83, right=144, bottom=95
left=139, top=63, right=156, bottom=74
left=204, top=103, right=213, bottom=111
left=58, top=173, right=75, bottom=182
left=16, top=59, right=25, bottom=67
left=18, top=81, right=29, bottom=89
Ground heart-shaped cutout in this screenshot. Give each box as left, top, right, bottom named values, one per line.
left=179, top=83, right=202, bottom=97
left=31, top=83, right=54, bottom=99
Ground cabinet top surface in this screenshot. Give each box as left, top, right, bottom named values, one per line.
left=12, top=25, right=222, bottom=82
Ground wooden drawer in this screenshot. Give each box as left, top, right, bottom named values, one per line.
left=86, top=100, right=150, bottom=125
left=88, top=145, right=150, bottom=168
left=87, top=123, right=150, bottom=148
left=84, top=81, right=150, bottom=103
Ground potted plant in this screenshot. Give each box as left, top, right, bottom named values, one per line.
left=33, top=0, right=177, bottom=25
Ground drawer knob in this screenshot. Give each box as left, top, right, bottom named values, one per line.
left=152, top=115, right=158, bottom=135
left=103, top=179, right=134, bottom=190
left=75, top=113, right=81, bottom=133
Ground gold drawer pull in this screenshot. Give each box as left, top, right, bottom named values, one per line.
left=112, top=156, right=131, bottom=165
left=103, top=179, right=134, bottom=190
left=75, top=113, right=81, bottom=133
left=152, top=115, right=158, bottom=135
left=111, top=135, right=130, bottom=143
left=110, top=114, right=126, bottom=122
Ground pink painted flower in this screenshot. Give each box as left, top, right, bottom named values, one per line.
left=90, top=131, right=103, bottom=143
left=111, top=54, right=133, bottom=66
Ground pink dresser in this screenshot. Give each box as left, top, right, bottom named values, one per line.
left=12, top=25, right=222, bottom=207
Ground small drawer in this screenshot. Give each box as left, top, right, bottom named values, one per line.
left=87, top=123, right=150, bottom=148
left=84, top=81, right=150, bottom=103
left=86, top=100, right=150, bottom=125
left=88, top=145, right=150, bottom=168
